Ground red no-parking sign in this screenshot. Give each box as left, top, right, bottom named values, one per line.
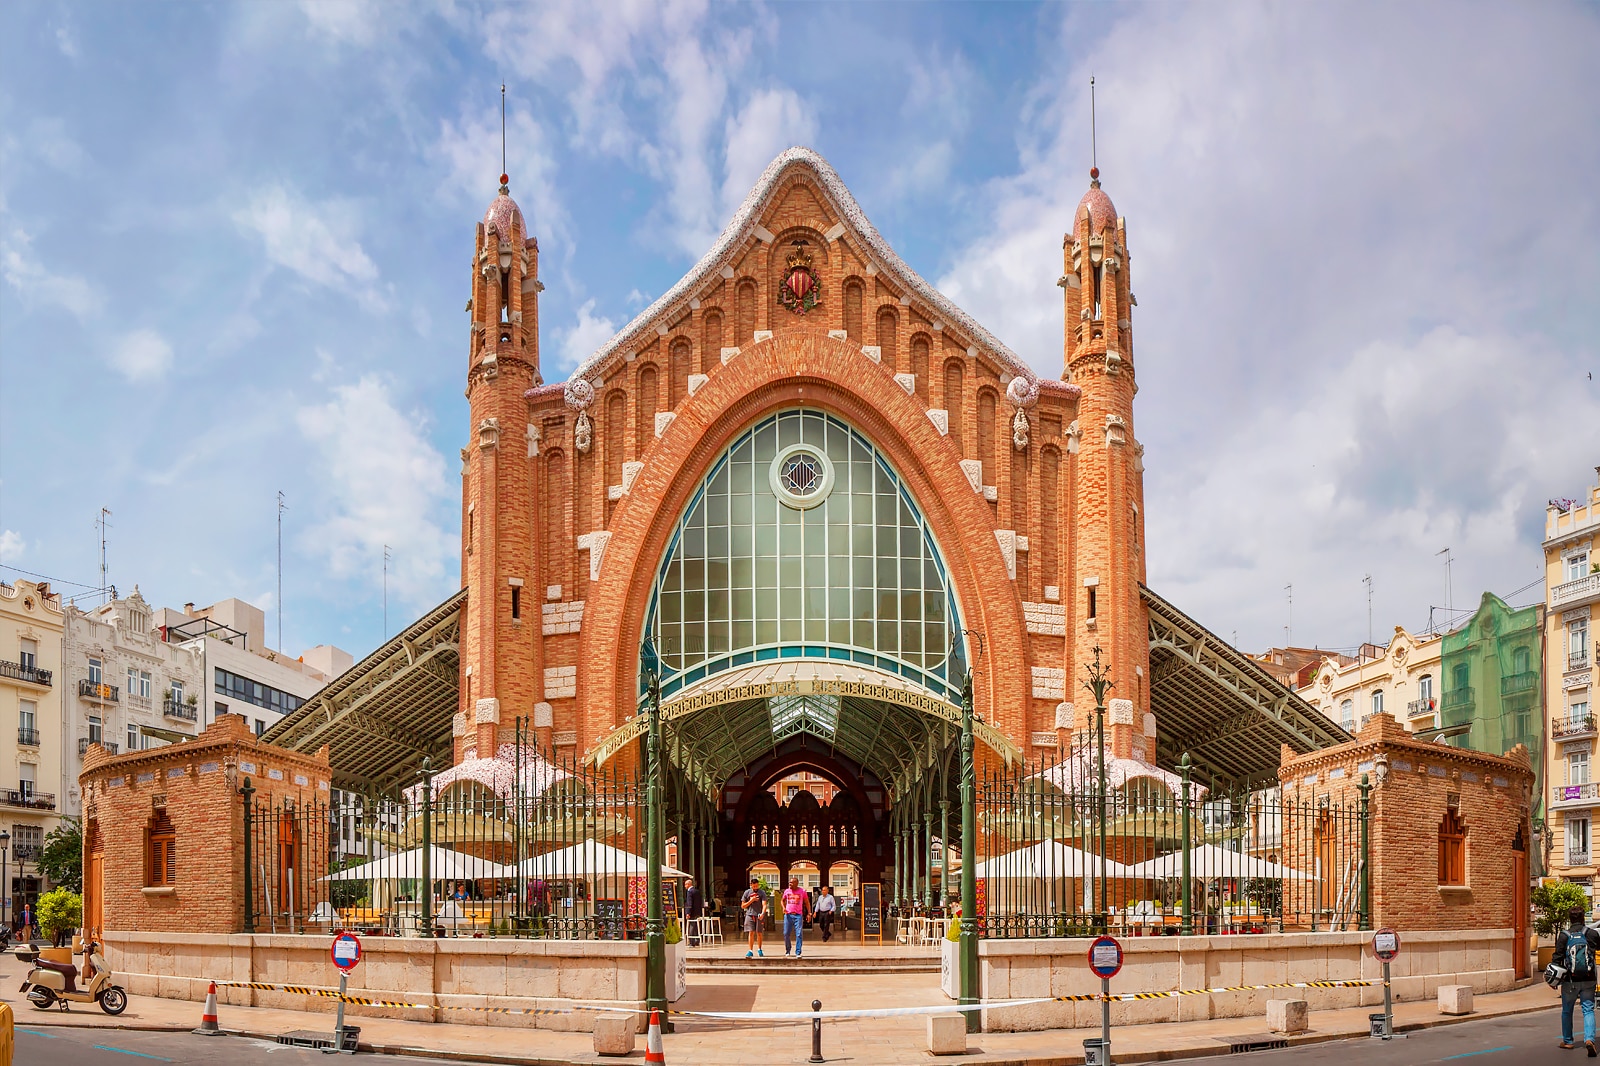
left=331, top=931, right=363, bottom=972
left=1087, top=935, right=1124, bottom=979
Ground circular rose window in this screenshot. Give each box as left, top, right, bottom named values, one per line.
left=769, top=444, right=835, bottom=509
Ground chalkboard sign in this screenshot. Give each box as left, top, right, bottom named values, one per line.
left=594, top=899, right=626, bottom=939
left=661, top=880, right=679, bottom=917
left=861, top=883, right=883, bottom=944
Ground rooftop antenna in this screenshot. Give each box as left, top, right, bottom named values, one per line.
left=1436, top=547, right=1454, bottom=623
left=1284, top=583, right=1293, bottom=646
left=1362, top=574, right=1373, bottom=650
left=383, top=544, right=392, bottom=639
left=96, top=507, right=112, bottom=604
left=277, top=491, right=288, bottom=651
left=501, top=83, right=508, bottom=188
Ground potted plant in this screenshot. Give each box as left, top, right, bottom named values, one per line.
left=1533, top=879, right=1591, bottom=971
left=664, top=917, right=686, bottom=1001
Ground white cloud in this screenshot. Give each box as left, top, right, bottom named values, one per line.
left=721, top=89, right=818, bottom=216
left=0, top=530, right=24, bottom=563
left=432, top=107, right=564, bottom=247
left=108, top=328, right=174, bottom=382
left=297, top=0, right=382, bottom=46
left=939, top=1, right=1600, bottom=649
left=1, top=227, right=96, bottom=318
left=233, top=186, right=385, bottom=309
left=556, top=299, right=619, bottom=375
left=296, top=376, right=455, bottom=609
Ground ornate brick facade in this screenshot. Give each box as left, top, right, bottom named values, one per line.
left=457, top=148, right=1153, bottom=777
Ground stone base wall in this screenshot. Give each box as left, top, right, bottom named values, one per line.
left=104, top=931, right=651, bottom=1032
left=973, top=928, right=1518, bottom=1031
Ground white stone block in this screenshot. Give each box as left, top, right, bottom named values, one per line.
left=687, top=373, right=708, bottom=395
left=860, top=345, right=881, bottom=363
left=928, top=1013, right=967, bottom=1055
left=1438, top=984, right=1473, bottom=1015
left=1108, top=698, right=1134, bottom=726
left=1031, top=667, right=1065, bottom=700
left=533, top=702, right=553, bottom=728
left=593, top=1014, right=635, bottom=1055
left=926, top=409, right=949, bottom=434
left=474, top=697, right=500, bottom=724
left=544, top=666, right=577, bottom=700
left=828, top=329, right=848, bottom=341
left=1266, top=998, right=1308, bottom=1033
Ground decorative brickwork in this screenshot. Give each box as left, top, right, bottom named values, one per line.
left=79, top=713, right=331, bottom=936
left=1279, top=713, right=1533, bottom=959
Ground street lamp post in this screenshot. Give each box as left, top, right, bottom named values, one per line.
left=958, top=670, right=978, bottom=1034
left=644, top=660, right=668, bottom=1027
left=1081, top=646, right=1114, bottom=933
left=0, top=829, right=10, bottom=940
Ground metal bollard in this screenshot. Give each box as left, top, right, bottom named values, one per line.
left=810, top=998, right=824, bottom=1062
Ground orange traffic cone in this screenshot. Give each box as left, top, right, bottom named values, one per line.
left=645, top=1009, right=665, bottom=1063
left=193, top=981, right=221, bottom=1035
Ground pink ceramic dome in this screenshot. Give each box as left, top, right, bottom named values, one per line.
left=483, top=175, right=525, bottom=240
left=1076, top=174, right=1117, bottom=235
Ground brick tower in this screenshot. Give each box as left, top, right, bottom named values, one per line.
left=458, top=173, right=543, bottom=761
left=1063, top=166, right=1153, bottom=763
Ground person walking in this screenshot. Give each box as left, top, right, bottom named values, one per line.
left=1557, top=903, right=1600, bottom=1054
left=781, top=877, right=811, bottom=957
left=684, top=878, right=704, bottom=946
left=741, top=877, right=767, bottom=959
left=816, top=885, right=837, bottom=942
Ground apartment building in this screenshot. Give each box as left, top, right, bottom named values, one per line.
left=1297, top=627, right=1444, bottom=735
left=151, top=598, right=352, bottom=736
left=0, top=579, right=66, bottom=925
left=1544, top=477, right=1600, bottom=884
left=59, top=588, right=206, bottom=816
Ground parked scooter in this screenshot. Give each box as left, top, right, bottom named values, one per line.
left=20, top=941, right=127, bottom=1014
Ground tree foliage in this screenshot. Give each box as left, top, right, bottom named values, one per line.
left=1533, top=878, right=1591, bottom=938
left=37, top=888, right=83, bottom=939
left=38, top=817, right=82, bottom=893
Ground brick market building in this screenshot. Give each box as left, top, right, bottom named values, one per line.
left=266, top=148, right=1345, bottom=904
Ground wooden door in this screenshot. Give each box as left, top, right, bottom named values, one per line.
left=85, top=820, right=104, bottom=946
left=1512, top=827, right=1529, bottom=979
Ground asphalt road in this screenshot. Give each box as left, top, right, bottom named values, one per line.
left=8, top=1007, right=1570, bottom=1064
left=11, top=1026, right=461, bottom=1065
left=1191, top=1006, right=1566, bottom=1064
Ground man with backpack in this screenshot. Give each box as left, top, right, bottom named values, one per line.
left=1556, top=903, right=1600, bottom=1054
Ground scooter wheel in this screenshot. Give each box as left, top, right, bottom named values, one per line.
left=29, top=987, right=55, bottom=1010
left=99, top=987, right=128, bottom=1015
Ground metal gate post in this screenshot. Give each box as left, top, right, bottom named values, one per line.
left=959, top=672, right=979, bottom=1034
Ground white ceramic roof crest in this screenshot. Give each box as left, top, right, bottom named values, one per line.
left=566, top=146, right=1037, bottom=390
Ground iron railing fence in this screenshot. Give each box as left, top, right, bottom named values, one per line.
left=970, top=752, right=1368, bottom=937
left=237, top=740, right=712, bottom=940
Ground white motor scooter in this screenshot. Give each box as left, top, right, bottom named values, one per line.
left=20, top=941, right=128, bottom=1014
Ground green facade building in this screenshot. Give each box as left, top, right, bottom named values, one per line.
left=1439, top=592, right=1544, bottom=820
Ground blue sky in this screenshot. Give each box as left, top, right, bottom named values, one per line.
left=2, top=1, right=1597, bottom=663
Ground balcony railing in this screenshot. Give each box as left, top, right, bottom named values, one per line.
left=16, top=727, right=38, bottom=746
left=78, top=679, right=119, bottom=703
left=1442, top=687, right=1475, bottom=711
left=77, top=737, right=119, bottom=756
left=1553, top=573, right=1600, bottom=610
left=1501, top=672, right=1538, bottom=696
left=1554, top=782, right=1600, bottom=808
left=1, top=789, right=55, bottom=810
left=1555, top=714, right=1599, bottom=740
left=12, top=844, right=40, bottom=862
left=1407, top=697, right=1437, bottom=718
left=163, top=696, right=198, bottom=721
left=1570, top=852, right=1593, bottom=868
left=0, top=660, right=52, bottom=686
left=1573, top=651, right=1594, bottom=672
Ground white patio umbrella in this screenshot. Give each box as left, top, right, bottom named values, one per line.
left=323, top=845, right=515, bottom=882
left=1124, top=843, right=1310, bottom=881
left=969, top=839, right=1135, bottom=879
left=517, top=839, right=689, bottom=879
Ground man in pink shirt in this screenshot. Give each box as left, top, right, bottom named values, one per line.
left=780, top=876, right=812, bottom=957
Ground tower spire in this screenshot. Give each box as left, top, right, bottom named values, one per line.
left=500, top=83, right=509, bottom=193
left=1090, top=75, right=1100, bottom=187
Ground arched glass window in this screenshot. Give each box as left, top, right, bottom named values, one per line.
left=643, top=409, right=965, bottom=702
left=1371, top=689, right=1384, bottom=717
left=1339, top=699, right=1354, bottom=730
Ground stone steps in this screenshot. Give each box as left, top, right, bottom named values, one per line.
left=688, top=955, right=939, bottom=975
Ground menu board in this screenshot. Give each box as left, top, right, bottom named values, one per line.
left=861, top=882, right=882, bottom=943
left=662, top=880, right=679, bottom=917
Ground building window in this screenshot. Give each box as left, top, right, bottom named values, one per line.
left=511, top=585, right=521, bottom=620
left=19, top=638, right=37, bottom=670
left=88, top=714, right=102, bottom=744
left=1573, top=619, right=1591, bottom=668
left=215, top=668, right=304, bottom=714
left=1572, top=750, right=1592, bottom=786
left=128, top=725, right=139, bottom=751
left=1339, top=699, right=1354, bottom=731
left=88, top=657, right=103, bottom=685
left=256, top=719, right=267, bottom=737
left=139, top=671, right=152, bottom=698
left=1371, top=689, right=1384, bottom=718
left=18, top=763, right=35, bottom=799
left=1087, top=585, right=1097, bottom=621
left=1419, top=675, right=1433, bottom=702
left=19, top=700, right=36, bottom=733
left=1575, top=699, right=1592, bottom=725
left=1571, top=816, right=1592, bottom=865
left=170, top=680, right=184, bottom=704
left=1438, top=809, right=1467, bottom=886
left=147, top=809, right=176, bottom=887
left=1571, top=552, right=1592, bottom=583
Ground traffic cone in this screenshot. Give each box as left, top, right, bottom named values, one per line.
left=644, top=1009, right=665, bottom=1063
left=192, top=981, right=221, bottom=1035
